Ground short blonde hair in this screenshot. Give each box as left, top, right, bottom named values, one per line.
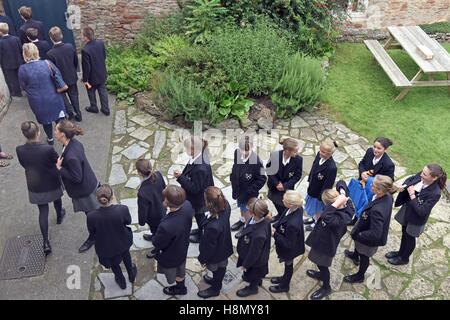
left=0, top=23, right=9, bottom=35
left=23, top=43, right=40, bottom=62
left=321, top=189, right=339, bottom=205
left=283, top=190, right=304, bottom=207
left=321, top=138, right=338, bottom=154
left=19, top=6, right=32, bottom=20
left=280, top=137, right=299, bottom=152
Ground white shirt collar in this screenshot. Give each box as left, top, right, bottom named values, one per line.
left=285, top=208, right=293, bottom=216
left=241, top=151, right=252, bottom=163
left=372, top=154, right=383, bottom=166
left=319, top=157, right=327, bottom=166
left=54, top=41, right=62, bottom=45
left=188, top=153, right=202, bottom=165
left=372, top=195, right=377, bottom=201
left=282, top=154, right=291, bottom=166
left=31, top=39, right=39, bottom=43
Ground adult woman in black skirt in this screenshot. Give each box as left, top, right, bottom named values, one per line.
left=136, top=159, right=166, bottom=246
left=305, top=181, right=354, bottom=300
left=87, top=184, right=137, bottom=290
left=197, top=186, right=233, bottom=299
left=269, top=190, right=305, bottom=294
left=266, top=138, right=303, bottom=222
left=344, top=175, right=395, bottom=283
left=236, top=198, right=271, bottom=297
left=16, top=121, right=65, bottom=255
left=174, top=136, right=214, bottom=243
left=386, top=164, right=447, bottom=265
left=153, top=185, right=195, bottom=296
left=55, top=120, right=99, bottom=253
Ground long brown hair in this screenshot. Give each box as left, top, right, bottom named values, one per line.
left=426, top=163, right=447, bottom=190
left=56, top=120, right=84, bottom=139
left=135, top=159, right=156, bottom=183
left=205, top=186, right=228, bottom=217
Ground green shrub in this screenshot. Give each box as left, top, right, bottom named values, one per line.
left=213, top=81, right=254, bottom=123
left=420, top=22, right=450, bottom=34
left=153, top=35, right=190, bottom=66
left=206, top=19, right=293, bottom=96
left=271, top=53, right=326, bottom=118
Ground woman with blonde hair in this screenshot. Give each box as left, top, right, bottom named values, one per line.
left=19, top=43, right=66, bottom=144
left=269, top=190, right=305, bottom=293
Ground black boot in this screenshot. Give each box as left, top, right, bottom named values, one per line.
left=79, top=238, right=95, bottom=253
left=269, top=284, right=289, bottom=293
left=236, top=285, right=258, bottom=297
left=43, top=241, right=52, bottom=256
left=344, top=249, right=360, bottom=266
left=270, top=276, right=284, bottom=284
left=163, top=280, right=187, bottom=296
left=115, top=275, right=126, bottom=290
left=128, top=264, right=138, bottom=283
left=198, top=287, right=220, bottom=299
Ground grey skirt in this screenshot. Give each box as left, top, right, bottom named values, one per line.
left=73, top=188, right=100, bottom=213
left=29, top=187, right=63, bottom=205
left=157, top=260, right=186, bottom=285
left=308, top=248, right=333, bottom=267
left=355, top=241, right=378, bottom=257
left=394, top=205, right=426, bottom=238
left=207, top=259, right=228, bottom=273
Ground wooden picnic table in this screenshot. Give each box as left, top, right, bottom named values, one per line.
left=364, top=26, right=450, bottom=101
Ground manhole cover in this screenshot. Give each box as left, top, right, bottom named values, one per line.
left=223, top=270, right=236, bottom=285
left=0, top=235, right=45, bottom=280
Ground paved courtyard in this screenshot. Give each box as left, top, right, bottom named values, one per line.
left=89, top=102, right=450, bottom=300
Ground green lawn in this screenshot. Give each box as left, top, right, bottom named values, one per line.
left=322, top=43, right=450, bottom=173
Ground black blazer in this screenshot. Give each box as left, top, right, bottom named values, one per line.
left=307, top=152, right=337, bottom=199
left=237, top=218, right=271, bottom=269
left=87, top=205, right=133, bottom=258
left=137, top=171, right=166, bottom=227
left=266, top=150, right=302, bottom=205
left=46, top=43, right=79, bottom=85
left=351, top=193, right=393, bottom=247
left=0, top=35, right=24, bottom=69
left=32, top=40, right=50, bottom=60
left=273, top=207, right=305, bottom=261
left=358, top=148, right=395, bottom=180
left=177, top=152, right=214, bottom=210
left=198, top=203, right=233, bottom=265
left=395, top=173, right=441, bottom=226
left=0, top=15, right=16, bottom=36
left=152, top=201, right=195, bottom=268
left=19, top=19, right=45, bottom=45
left=16, top=142, right=62, bottom=193
left=60, top=139, right=98, bottom=199
left=81, top=39, right=107, bottom=85
left=230, top=149, right=267, bottom=204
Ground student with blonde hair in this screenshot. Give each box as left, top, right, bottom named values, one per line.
left=0, top=22, right=23, bottom=97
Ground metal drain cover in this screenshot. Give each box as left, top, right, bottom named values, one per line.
left=223, top=270, right=236, bottom=285
left=0, top=235, right=45, bottom=280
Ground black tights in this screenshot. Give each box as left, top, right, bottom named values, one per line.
left=399, top=226, right=416, bottom=261
left=354, top=250, right=370, bottom=277
left=38, top=199, right=63, bottom=242
left=281, top=261, right=294, bottom=288
left=317, top=265, right=331, bottom=289
left=110, top=251, right=133, bottom=280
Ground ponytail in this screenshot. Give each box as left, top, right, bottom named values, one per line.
left=96, top=184, right=113, bottom=206
left=56, top=120, right=84, bottom=139
left=427, top=164, right=447, bottom=190
left=136, top=159, right=157, bottom=184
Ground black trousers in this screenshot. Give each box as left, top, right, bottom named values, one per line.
left=211, top=267, right=227, bottom=291
left=110, top=251, right=134, bottom=281
left=42, top=117, right=64, bottom=141
left=4, top=68, right=21, bottom=96
left=87, top=83, right=109, bottom=112
left=63, top=83, right=81, bottom=116
left=399, top=226, right=416, bottom=261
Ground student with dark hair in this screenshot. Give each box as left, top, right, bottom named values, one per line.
left=135, top=159, right=166, bottom=254
left=236, top=198, right=271, bottom=297
left=18, top=6, right=45, bottom=45
left=153, top=185, right=194, bottom=296
left=266, top=137, right=303, bottom=222
left=387, top=164, right=447, bottom=266
left=55, top=120, right=100, bottom=253
left=359, top=137, right=395, bottom=181
left=16, top=121, right=65, bottom=255
left=0, top=22, right=24, bottom=97
left=230, top=134, right=267, bottom=233
left=47, top=26, right=82, bottom=122
left=174, top=136, right=214, bottom=243
left=87, top=184, right=137, bottom=290
left=197, top=186, right=233, bottom=299
left=82, top=27, right=110, bottom=116
left=26, top=28, right=50, bottom=59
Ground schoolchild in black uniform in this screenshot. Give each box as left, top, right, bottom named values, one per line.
left=305, top=182, right=354, bottom=300
left=174, top=136, right=214, bottom=243
left=304, top=138, right=338, bottom=232
left=230, top=135, right=267, bottom=232
left=0, top=22, right=24, bottom=97
left=386, top=164, right=446, bottom=265
left=359, top=137, right=395, bottom=181
left=197, top=186, right=233, bottom=299
left=55, top=120, right=100, bottom=253
left=87, top=185, right=137, bottom=290
left=153, top=185, right=195, bottom=296
left=267, top=138, right=303, bottom=222
left=236, top=198, right=271, bottom=297
left=26, top=28, right=50, bottom=59
left=136, top=159, right=166, bottom=246
left=269, top=190, right=305, bottom=293
left=344, top=175, right=395, bottom=283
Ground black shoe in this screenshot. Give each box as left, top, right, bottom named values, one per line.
left=197, top=287, right=220, bottom=299
left=306, top=269, right=321, bottom=280
left=385, top=251, right=400, bottom=259
left=310, top=287, right=332, bottom=300
left=348, top=216, right=358, bottom=226
left=85, top=106, right=99, bottom=113
left=388, top=256, right=409, bottom=266
left=343, top=273, right=364, bottom=284
left=304, top=217, right=315, bottom=225
left=189, top=233, right=201, bottom=243
left=115, top=275, right=127, bottom=290
left=305, top=224, right=315, bottom=232
left=74, top=114, right=82, bottom=122
left=203, top=274, right=213, bottom=285
left=47, top=138, right=54, bottom=146
left=236, top=285, right=258, bottom=297
left=269, top=285, right=289, bottom=293
left=163, top=285, right=187, bottom=296
left=129, top=263, right=137, bottom=283
left=56, top=208, right=66, bottom=225
left=344, top=249, right=360, bottom=266
left=270, top=276, right=284, bottom=284
left=143, top=234, right=153, bottom=242
left=43, top=241, right=52, bottom=256
left=101, top=109, right=110, bottom=116
left=190, top=228, right=200, bottom=236
left=78, top=239, right=95, bottom=253
left=146, top=250, right=157, bottom=259
left=231, top=220, right=244, bottom=232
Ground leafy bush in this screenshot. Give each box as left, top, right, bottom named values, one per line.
left=213, top=81, right=254, bottom=123
left=152, top=35, right=190, bottom=66
left=271, top=53, right=326, bottom=118
left=206, top=19, right=293, bottom=96
left=420, top=22, right=450, bottom=34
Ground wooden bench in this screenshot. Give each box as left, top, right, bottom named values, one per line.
left=364, top=40, right=411, bottom=89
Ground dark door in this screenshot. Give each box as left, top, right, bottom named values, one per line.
left=4, top=0, right=76, bottom=48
